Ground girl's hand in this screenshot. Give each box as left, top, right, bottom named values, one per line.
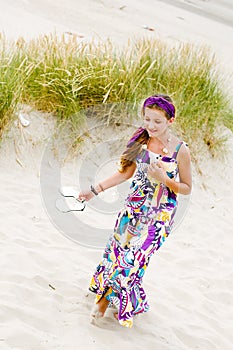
left=77, top=189, right=94, bottom=202
left=148, top=161, right=167, bottom=183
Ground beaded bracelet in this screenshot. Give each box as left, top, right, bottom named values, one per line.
left=98, top=183, right=104, bottom=192
left=90, top=185, right=98, bottom=196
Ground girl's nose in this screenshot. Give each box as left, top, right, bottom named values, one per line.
left=148, top=122, right=155, bottom=129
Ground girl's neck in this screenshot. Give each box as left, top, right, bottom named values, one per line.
left=148, top=132, right=172, bottom=155
left=149, top=130, right=171, bottom=144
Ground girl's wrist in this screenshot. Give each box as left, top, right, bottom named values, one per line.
left=90, top=183, right=105, bottom=195
left=98, top=183, right=105, bottom=192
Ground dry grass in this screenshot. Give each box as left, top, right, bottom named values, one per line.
left=0, top=33, right=232, bottom=157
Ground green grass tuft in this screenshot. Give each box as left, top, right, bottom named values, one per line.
left=0, top=33, right=232, bottom=157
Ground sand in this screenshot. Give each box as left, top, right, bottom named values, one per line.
left=0, top=1, right=233, bottom=349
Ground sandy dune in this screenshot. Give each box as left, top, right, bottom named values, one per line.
left=0, top=1, right=233, bottom=349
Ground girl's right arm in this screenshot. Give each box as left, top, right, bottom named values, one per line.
left=77, top=162, right=136, bottom=202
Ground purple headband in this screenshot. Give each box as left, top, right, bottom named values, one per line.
left=143, top=96, right=175, bottom=119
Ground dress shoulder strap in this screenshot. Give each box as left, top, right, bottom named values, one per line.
left=172, top=141, right=184, bottom=159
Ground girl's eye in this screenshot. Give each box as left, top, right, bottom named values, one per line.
left=145, top=119, right=161, bottom=123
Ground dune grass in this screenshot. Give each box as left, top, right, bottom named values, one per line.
left=0, top=33, right=232, bottom=157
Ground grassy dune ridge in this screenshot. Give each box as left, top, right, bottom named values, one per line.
left=0, top=33, right=232, bottom=157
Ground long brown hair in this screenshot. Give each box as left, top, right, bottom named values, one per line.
left=118, top=94, right=174, bottom=173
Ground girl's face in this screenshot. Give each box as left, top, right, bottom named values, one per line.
left=143, top=107, right=173, bottom=138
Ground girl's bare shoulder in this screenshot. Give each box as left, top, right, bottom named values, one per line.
left=177, top=141, right=191, bottom=163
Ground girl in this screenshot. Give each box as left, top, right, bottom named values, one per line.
left=78, top=94, right=192, bottom=327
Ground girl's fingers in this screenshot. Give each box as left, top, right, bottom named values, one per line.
left=77, top=190, right=95, bottom=202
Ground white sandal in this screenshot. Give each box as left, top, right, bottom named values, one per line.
left=60, top=186, right=79, bottom=198
left=55, top=197, right=85, bottom=213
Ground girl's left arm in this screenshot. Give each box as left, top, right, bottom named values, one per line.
left=167, top=145, right=192, bottom=195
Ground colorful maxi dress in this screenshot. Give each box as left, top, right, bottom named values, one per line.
left=89, top=142, right=183, bottom=327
